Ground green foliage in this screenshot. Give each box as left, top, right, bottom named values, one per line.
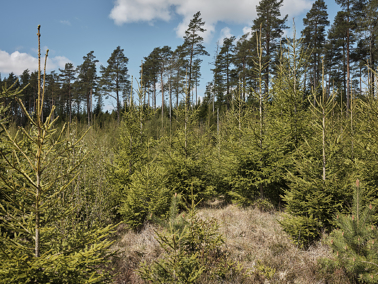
left=279, top=214, right=320, bottom=248
left=322, top=180, right=378, bottom=283
left=301, top=0, right=330, bottom=90
left=182, top=11, right=209, bottom=102
left=109, top=80, right=175, bottom=230
left=253, top=198, right=275, bottom=213
left=0, top=27, right=116, bottom=283
left=108, top=105, right=147, bottom=198
left=254, top=260, right=276, bottom=280
left=119, top=160, right=172, bottom=230
left=152, top=193, right=188, bottom=234
left=77, top=50, right=98, bottom=126
left=138, top=191, right=244, bottom=283
left=160, top=127, right=217, bottom=203
left=281, top=73, right=355, bottom=245
left=252, top=0, right=288, bottom=92
left=100, top=46, right=130, bottom=124
left=61, top=121, right=118, bottom=226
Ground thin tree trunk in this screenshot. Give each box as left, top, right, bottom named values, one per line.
left=69, top=82, right=72, bottom=123
left=87, top=90, right=90, bottom=126
left=322, top=107, right=326, bottom=181
left=154, top=81, right=156, bottom=110
left=322, top=64, right=326, bottom=181
left=51, top=92, right=54, bottom=121
left=343, top=44, right=346, bottom=110
left=116, top=75, right=120, bottom=125
left=35, top=26, right=41, bottom=258
left=169, top=79, right=172, bottom=145
left=161, top=65, right=164, bottom=130
left=90, top=88, right=93, bottom=125
left=217, top=107, right=220, bottom=154
left=195, top=75, right=198, bottom=106
left=346, top=2, right=350, bottom=113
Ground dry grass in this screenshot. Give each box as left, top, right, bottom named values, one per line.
left=110, top=205, right=351, bottom=283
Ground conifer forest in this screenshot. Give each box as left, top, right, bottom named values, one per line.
left=2, top=0, right=378, bottom=283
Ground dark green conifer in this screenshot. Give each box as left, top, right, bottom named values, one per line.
left=252, top=0, right=288, bottom=93
left=59, top=62, right=76, bottom=123
left=281, top=62, right=353, bottom=247
left=301, top=0, right=330, bottom=92
left=182, top=11, right=209, bottom=110
left=216, top=36, right=236, bottom=108
left=100, top=46, right=130, bottom=125
left=77, top=51, right=98, bottom=126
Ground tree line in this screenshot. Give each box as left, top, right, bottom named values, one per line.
left=2, top=0, right=377, bottom=127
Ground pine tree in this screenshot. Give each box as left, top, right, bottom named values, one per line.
left=4, top=73, right=21, bottom=119
left=45, top=71, right=60, bottom=121
left=354, top=0, right=378, bottom=97
left=157, top=46, right=172, bottom=129
left=324, top=180, right=378, bottom=283
left=170, top=44, right=187, bottom=108
left=143, top=47, right=160, bottom=109
left=19, top=69, right=32, bottom=125
left=59, top=62, right=76, bottom=123
left=217, top=36, right=236, bottom=108
left=211, top=42, right=225, bottom=108
left=182, top=11, right=209, bottom=111
left=119, top=158, right=172, bottom=230
left=327, top=11, right=351, bottom=107
left=301, top=0, right=330, bottom=92
left=354, top=70, right=378, bottom=203
left=324, top=29, right=344, bottom=100
left=77, top=51, right=98, bottom=126
left=28, top=71, right=39, bottom=115
left=335, top=0, right=356, bottom=113
left=233, top=33, right=253, bottom=102
left=192, top=58, right=202, bottom=107
left=252, top=0, right=288, bottom=93
left=100, top=46, right=130, bottom=125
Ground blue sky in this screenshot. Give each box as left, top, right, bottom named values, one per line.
left=0, top=0, right=339, bottom=111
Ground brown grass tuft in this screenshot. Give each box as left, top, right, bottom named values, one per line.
left=110, top=205, right=350, bottom=283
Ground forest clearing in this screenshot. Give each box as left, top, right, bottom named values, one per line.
left=2, top=0, right=378, bottom=282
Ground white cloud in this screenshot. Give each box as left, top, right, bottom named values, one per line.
left=242, top=26, right=251, bottom=37
left=218, top=27, right=233, bottom=44
left=60, top=20, right=71, bottom=26
left=109, top=0, right=173, bottom=24
left=109, top=0, right=312, bottom=42
left=282, top=28, right=290, bottom=39
left=0, top=50, right=71, bottom=76
left=104, top=104, right=115, bottom=112
left=281, top=0, right=312, bottom=21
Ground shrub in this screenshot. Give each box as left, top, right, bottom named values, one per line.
left=322, top=179, right=378, bottom=283
left=138, top=189, right=244, bottom=283
left=279, top=214, right=320, bottom=248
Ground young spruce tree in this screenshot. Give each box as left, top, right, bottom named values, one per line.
left=0, top=26, right=116, bottom=283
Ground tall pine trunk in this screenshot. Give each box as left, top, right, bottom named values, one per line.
left=161, top=64, right=164, bottom=130
left=346, top=2, right=350, bottom=114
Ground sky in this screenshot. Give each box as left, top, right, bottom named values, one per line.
left=0, top=0, right=340, bottom=111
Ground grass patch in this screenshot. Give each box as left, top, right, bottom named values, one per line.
left=110, top=205, right=350, bottom=283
